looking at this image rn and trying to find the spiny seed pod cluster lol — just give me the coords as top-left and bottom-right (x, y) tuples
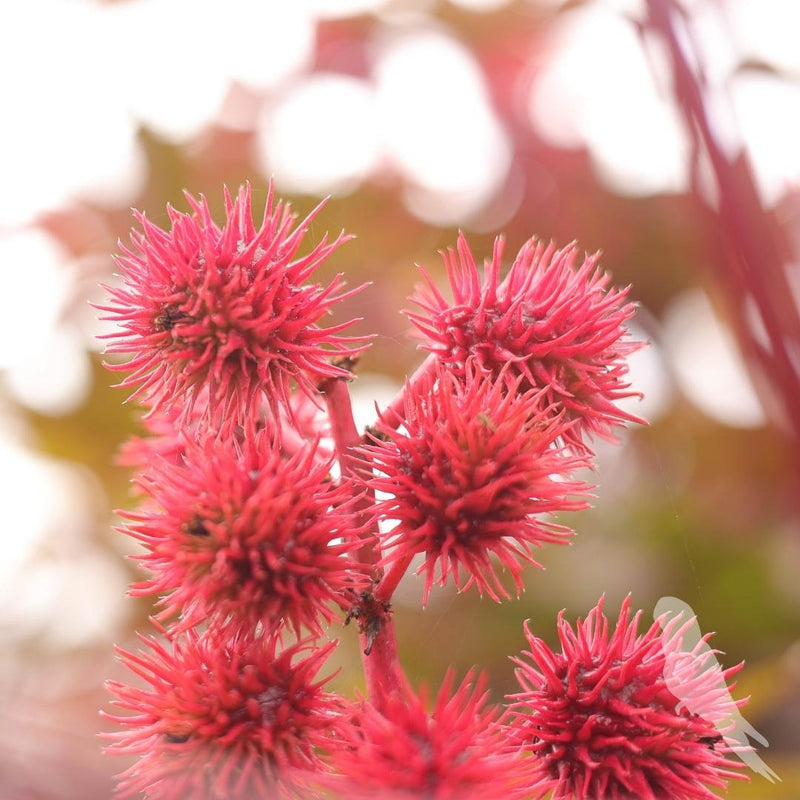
(100, 183), (751, 799)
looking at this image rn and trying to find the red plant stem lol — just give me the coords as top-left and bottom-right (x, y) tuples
(383, 353), (438, 423)
(277, 421), (313, 458)
(645, 0), (800, 460)
(322, 377), (362, 480)
(358, 614), (404, 702)
(375, 552), (414, 603)
(322, 377), (380, 567)
(322, 376), (405, 705)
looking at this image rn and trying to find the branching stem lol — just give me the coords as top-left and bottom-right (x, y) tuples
(322, 376), (405, 705)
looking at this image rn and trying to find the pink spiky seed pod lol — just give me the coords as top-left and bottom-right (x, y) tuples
(506, 596), (746, 800)
(122, 427), (368, 637)
(98, 182), (369, 431)
(116, 389), (333, 477)
(361, 360), (590, 604)
(407, 232), (645, 449)
(326, 669), (533, 800)
(103, 626), (342, 800)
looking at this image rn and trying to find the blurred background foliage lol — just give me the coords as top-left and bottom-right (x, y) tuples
(0, 0), (798, 797)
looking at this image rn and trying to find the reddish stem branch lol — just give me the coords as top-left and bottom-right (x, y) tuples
(383, 353), (438, 424)
(277, 420), (315, 459)
(358, 616), (405, 702)
(322, 376), (406, 706)
(645, 0), (800, 461)
(374, 552), (414, 603)
(322, 377), (380, 569)
(322, 377), (361, 476)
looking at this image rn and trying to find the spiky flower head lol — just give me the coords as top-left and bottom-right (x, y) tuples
(104, 627), (341, 800)
(327, 669), (531, 800)
(116, 389), (332, 477)
(506, 596), (745, 800)
(98, 182), (368, 430)
(361, 360), (590, 604)
(123, 427), (367, 637)
(407, 233), (643, 448)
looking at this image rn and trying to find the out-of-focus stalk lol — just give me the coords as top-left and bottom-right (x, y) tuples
(644, 0), (800, 464)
